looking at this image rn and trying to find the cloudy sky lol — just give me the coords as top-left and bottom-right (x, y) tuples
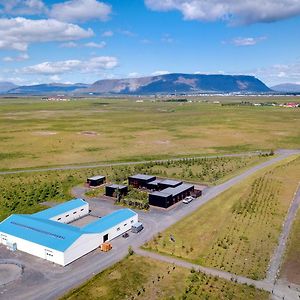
(0, 0), (299, 86)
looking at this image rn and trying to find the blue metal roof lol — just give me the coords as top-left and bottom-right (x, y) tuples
(0, 202), (137, 252)
(0, 214), (82, 252)
(32, 198), (87, 220)
(82, 209), (137, 233)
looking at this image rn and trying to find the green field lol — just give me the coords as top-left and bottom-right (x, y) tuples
(0, 97), (299, 170)
(280, 208), (300, 285)
(144, 156), (300, 279)
(61, 255), (268, 300)
(0, 155), (265, 220)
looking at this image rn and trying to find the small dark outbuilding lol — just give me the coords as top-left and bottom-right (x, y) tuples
(87, 175), (106, 187)
(128, 174), (156, 189)
(105, 184), (128, 197)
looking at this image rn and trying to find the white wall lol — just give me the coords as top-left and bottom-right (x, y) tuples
(0, 232), (64, 266)
(50, 203), (89, 224)
(64, 213), (138, 266)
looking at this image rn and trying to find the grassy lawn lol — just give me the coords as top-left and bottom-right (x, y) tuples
(144, 156), (300, 280)
(0, 155), (266, 220)
(280, 208), (300, 285)
(61, 255), (268, 300)
(0, 97), (299, 170)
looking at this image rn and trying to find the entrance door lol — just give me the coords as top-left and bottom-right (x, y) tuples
(103, 234), (109, 243)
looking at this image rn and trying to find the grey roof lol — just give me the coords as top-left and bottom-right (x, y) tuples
(107, 184), (127, 189)
(129, 174), (156, 181)
(147, 179), (163, 185)
(88, 175), (105, 181)
(162, 183), (194, 197)
(149, 191), (173, 198)
(132, 221), (143, 228)
(159, 179), (182, 186)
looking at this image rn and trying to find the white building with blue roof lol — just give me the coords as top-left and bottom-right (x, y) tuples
(0, 199), (138, 266)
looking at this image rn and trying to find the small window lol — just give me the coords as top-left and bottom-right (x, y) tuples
(73, 211), (77, 214)
(124, 223), (127, 227)
(58, 218), (61, 221)
(81, 208), (84, 211)
(117, 227), (120, 231)
(66, 214), (69, 217)
(131, 220), (134, 223)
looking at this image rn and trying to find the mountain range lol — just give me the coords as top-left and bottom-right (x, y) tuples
(0, 73), (272, 95)
(271, 83), (300, 93)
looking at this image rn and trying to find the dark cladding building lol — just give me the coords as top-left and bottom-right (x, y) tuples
(149, 183), (194, 208)
(128, 174), (156, 189)
(87, 175), (106, 187)
(105, 184), (128, 198)
(147, 179), (183, 191)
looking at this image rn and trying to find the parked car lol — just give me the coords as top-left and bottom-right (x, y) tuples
(122, 232), (129, 238)
(183, 196), (194, 204)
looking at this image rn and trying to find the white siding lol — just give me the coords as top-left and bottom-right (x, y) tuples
(64, 214), (138, 266)
(0, 232), (64, 266)
(50, 203), (89, 224)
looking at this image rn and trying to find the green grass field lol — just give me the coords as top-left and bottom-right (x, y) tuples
(61, 255), (268, 300)
(0, 97), (299, 170)
(144, 156), (300, 280)
(280, 207), (300, 285)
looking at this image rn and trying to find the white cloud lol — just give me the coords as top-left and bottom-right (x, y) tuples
(60, 41), (78, 48)
(161, 34), (174, 43)
(145, 0), (300, 24)
(2, 53), (29, 62)
(49, 0), (111, 22)
(151, 70), (170, 76)
(253, 62), (300, 85)
(102, 30), (113, 37)
(49, 75), (61, 82)
(231, 36), (266, 46)
(128, 72), (140, 78)
(0, 17), (93, 51)
(85, 41), (106, 48)
(0, 0), (47, 15)
(119, 30), (136, 37)
(21, 56), (118, 75)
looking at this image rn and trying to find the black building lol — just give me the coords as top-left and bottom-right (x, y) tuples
(128, 174), (156, 189)
(105, 184), (128, 197)
(87, 175), (106, 187)
(149, 183), (194, 208)
(157, 179), (183, 190)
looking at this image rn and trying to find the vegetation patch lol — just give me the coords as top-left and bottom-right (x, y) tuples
(60, 255), (268, 300)
(144, 156), (300, 279)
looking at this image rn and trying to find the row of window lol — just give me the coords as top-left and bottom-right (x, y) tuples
(57, 208), (86, 221)
(116, 220), (135, 231)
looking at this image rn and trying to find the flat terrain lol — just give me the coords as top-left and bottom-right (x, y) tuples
(280, 199), (300, 285)
(0, 154), (266, 221)
(144, 155), (300, 280)
(61, 255), (269, 300)
(0, 97), (299, 169)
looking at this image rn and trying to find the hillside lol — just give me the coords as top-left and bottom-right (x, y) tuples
(271, 83), (300, 93)
(0, 82), (18, 93)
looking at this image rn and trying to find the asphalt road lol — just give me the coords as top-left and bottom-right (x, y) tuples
(0, 151), (269, 176)
(0, 149), (299, 300)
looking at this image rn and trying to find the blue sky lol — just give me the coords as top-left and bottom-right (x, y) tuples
(0, 0), (300, 86)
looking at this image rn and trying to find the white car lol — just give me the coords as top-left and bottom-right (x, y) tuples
(183, 196), (194, 204)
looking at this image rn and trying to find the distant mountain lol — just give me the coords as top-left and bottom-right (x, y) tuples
(7, 83), (89, 95)
(83, 73), (271, 95)
(271, 83), (300, 93)
(0, 82), (18, 93)
(3, 74), (271, 95)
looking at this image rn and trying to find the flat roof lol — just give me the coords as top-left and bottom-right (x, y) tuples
(82, 209), (137, 233)
(162, 183), (194, 197)
(32, 199), (87, 220)
(149, 191), (173, 198)
(88, 175), (105, 181)
(107, 184), (127, 189)
(129, 174), (156, 181)
(159, 179), (182, 186)
(147, 179), (163, 185)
